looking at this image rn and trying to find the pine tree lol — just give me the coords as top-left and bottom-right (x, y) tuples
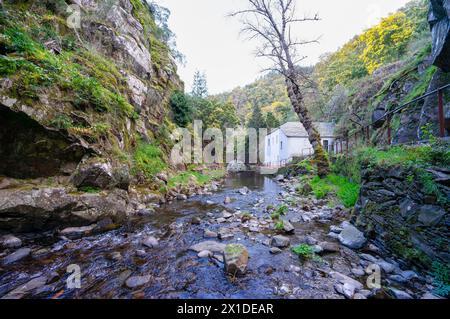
(265, 112), (280, 129)
(191, 71), (208, 98)
(247, 104), (266, 129)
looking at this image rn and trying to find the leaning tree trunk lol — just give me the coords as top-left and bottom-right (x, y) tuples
(285, 75), (330, 177)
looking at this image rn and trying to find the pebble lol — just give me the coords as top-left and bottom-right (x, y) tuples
(142, 236), (159, 248)
(0, 235), (22, 248)
(198, 250), (213, 258)
(125, 275), (152, 289)
(270, 247), (282, 254)
(2, 248), (31, 265)
(204, 230), (218, 238)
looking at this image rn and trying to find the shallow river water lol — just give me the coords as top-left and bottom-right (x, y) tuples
(0, 172), (386, 299)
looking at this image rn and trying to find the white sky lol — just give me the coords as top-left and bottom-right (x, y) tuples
(157, 0), (412, 94)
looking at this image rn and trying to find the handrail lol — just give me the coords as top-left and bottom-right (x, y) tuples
(334, 83), (450, 150)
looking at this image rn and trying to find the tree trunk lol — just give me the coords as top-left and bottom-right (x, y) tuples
(285, 75), (330, 177)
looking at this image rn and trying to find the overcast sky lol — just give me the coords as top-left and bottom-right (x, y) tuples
(157, 0), (412, 94)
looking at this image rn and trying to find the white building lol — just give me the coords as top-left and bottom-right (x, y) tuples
(264, 122), (336, 167)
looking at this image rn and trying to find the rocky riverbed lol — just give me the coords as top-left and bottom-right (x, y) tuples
(0, 172), (442, 299)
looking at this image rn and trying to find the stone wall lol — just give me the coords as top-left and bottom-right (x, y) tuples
(354, 164), (449, 272)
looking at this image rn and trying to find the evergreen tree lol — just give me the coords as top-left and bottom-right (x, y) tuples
(170, 90), (191, 127)
(191, 71), (208, 98)
(265, 112), (280, 129)
(247, 104), (266, 129)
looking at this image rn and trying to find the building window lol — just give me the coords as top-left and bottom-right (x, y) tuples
(323, 140), (329, 152)
(280, 141), (283, 150)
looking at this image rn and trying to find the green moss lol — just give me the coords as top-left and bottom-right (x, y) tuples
(133, 142), (167, 179)
(79, 186), (101, 193)
(403, 66), (437, 103)
(274, 220), (284, 231)
(167, 168), (225, 189)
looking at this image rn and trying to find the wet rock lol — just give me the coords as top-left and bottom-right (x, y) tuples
(222, 211), (233, 219)
(206, 200), (215, 205)
(270, 247), (282, 254)
(421, 292), (443, 299)
(275, 175), (285, 182)
(224, 196), (232, 204)
(71, 160), (119, 190)
(351, 268), (366, 277)
(218, 228), (234, 240)
(142, 236), (159, 248)
(281, 220), (295, 233)
(339, 282), (356, 299)
(135, 249), (146, 257)
(198, 250), (213, 258)
(109, 251), (123, 261)
(125, 275), (152, 289)
(177, 194), (188, 201)
(238, 187), (250, 195)
(216, 217), (226, 223)
(338, 224), (366, 249)
(378, 260), (396, 274)
(329, 271), (364, 291)
(353, 293), (367, 299)
(59, 224), (96, 240)
(329, 225), (343, 234)
(318, 242), (340, 253)
(388, 287), (413, 299)
(224, 244), (249, 276)
(2, 248), (31, 265)
(0, 234), (22, 248)
(0, 187), (128, 232)
(271, 235), (290, 248)
(359, 253), (378, 263)
(1, 276), (47, 299)
(190, 216), (201, 225)
(189, 241), (226, 253)
(204, 229), (218, 238)
(417, 205), (446, 226)
(227, 161), (247, 172)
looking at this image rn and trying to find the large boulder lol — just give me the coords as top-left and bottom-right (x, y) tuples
(223, 244), (249, 276)
(429, 0), (450, 72)
(71, 160), (130, 190)
(0, 187), (129, 232)
(338, 224), (366, 249)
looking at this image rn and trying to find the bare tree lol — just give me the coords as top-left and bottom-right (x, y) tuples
(231, 0), (330, 176)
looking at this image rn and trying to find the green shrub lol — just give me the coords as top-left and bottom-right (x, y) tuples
(274, 220), (284, 231)
(292, 244), (315, 260)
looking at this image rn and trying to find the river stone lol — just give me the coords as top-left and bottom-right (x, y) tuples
(1, 276), (48, 299)
(189, 241), (226, 253)
(142, 236), (159, 248)
(329, 271), (364, 291)
(125, 275), (152, 289)
(177, 194), (187, 201)
(282, 220), (295, 233)
(338, 224), (366, 249)
(204, 230), (218, 238)
(275, 175), (284, 182)
(0, 235), (22, 248)
(238, 187), (249, 195)
(198, 250), (213, 258)
(224, 196), (232, 204)
(271, 235), (290, 248)
(59, 224), (96, 240)
(318, 242), (340, 253)
(218, 228), (234, 240)
(223, 244), (249, 276)
(2, 248), (31, 265)
(378, 260), (396, 274)
(222, 211), (233, 219)
(388, 287), (413, 299)
(270, 247), (282, 254)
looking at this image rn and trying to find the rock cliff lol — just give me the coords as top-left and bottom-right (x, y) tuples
(0, 0), (182, 231)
